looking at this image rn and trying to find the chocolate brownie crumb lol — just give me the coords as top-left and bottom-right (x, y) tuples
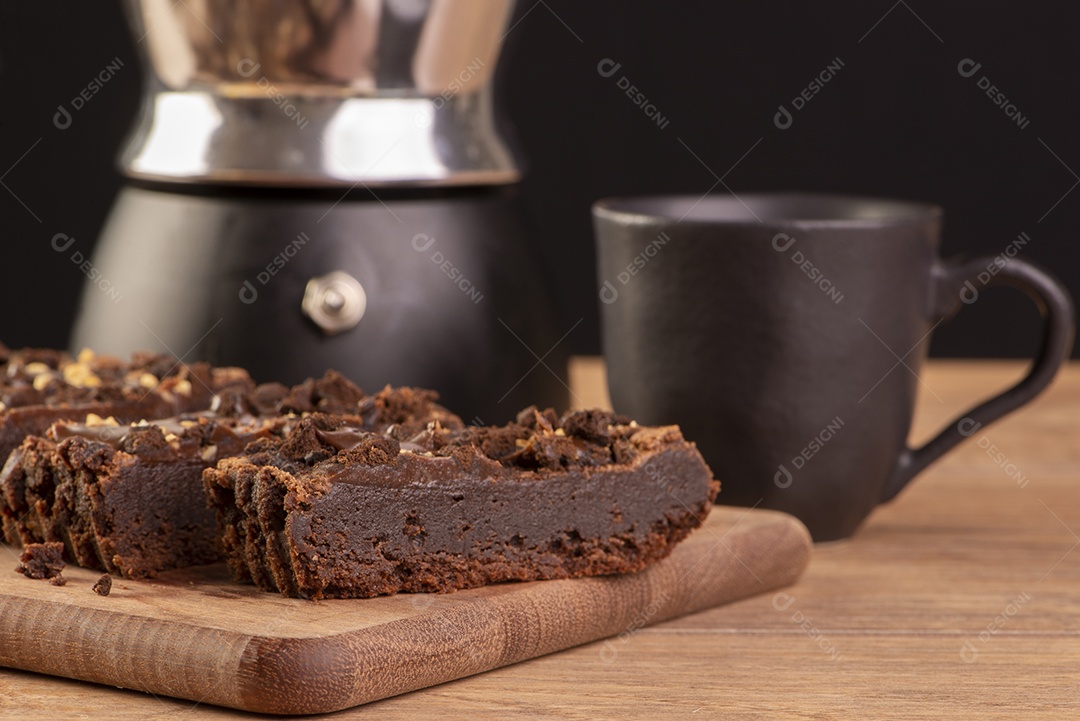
(49, 574), (67, 586)
(275, 370), (367, 416)
(336, 434), (399, 466)
(515, 405), (558, 431)
(278, 378), (318, 414)
(276, 416), (330, 462)
(92, 574), (112, 596)
(455, 425), (530, 462)
(401, 422), (454, 453)
(359, 386), (464, 438)
(15, 542), (65, 579)
(559, 409), (631, 444)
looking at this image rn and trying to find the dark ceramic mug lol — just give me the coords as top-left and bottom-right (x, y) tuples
(594, 193), (1074, 541)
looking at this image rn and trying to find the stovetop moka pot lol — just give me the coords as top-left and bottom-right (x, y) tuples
(73, 0), (567, 422)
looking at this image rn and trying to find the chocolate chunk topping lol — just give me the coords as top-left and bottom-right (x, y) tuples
(336, 434), (400, 466)
(515, 405), (558, 431)
(237, 401), (647, 476)
(277, 417), (331, 460)
(314, 426), (369, 452)
(558, 409), (631, 444)
(277, 371), (365, 415)
(246, 383), (291, 416)
(454, 425), (530, 462)
(359, 386), (464, 438)
(119, 426), (173, 455)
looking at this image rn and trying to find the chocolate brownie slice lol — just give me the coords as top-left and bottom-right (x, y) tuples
(0, 345), (252, 470)
(2, 414), (281, 578)
(0, 346), (251, 546)
(0, 375), (463, 578)
(203, 408), (719, 599)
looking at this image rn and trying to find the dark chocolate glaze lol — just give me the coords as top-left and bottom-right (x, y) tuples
(313, 427), (368, 452)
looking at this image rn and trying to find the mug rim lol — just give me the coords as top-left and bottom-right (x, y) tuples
(593, 192), (943, 228)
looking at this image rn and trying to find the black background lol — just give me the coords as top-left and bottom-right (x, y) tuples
(1, 1), (1078, 358)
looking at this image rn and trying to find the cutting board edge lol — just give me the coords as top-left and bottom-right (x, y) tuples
(0, 508), (812, 715)
(0, 593), (252, 710)
(234, 510), (813, 715)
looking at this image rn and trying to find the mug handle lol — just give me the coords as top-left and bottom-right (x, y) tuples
(881, 255), (1075, 501)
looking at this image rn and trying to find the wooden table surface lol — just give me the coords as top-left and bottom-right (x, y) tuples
(2, 359), (1078, 720)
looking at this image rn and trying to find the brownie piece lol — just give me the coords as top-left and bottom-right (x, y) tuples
(14, 541), (65, 579)
(0, 346), (252, 473)
(203, 408), (719, 600)
(2, 414), (282, 578)
(0, 374), (463, 578)
(0, 347), (251, 547)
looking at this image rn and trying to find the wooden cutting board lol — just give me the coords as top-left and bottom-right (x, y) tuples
(0, 506), (809, 715)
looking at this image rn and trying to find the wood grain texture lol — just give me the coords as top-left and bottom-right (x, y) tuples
(2, 359), (1078, 719)
(0, 507), (809, 715)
